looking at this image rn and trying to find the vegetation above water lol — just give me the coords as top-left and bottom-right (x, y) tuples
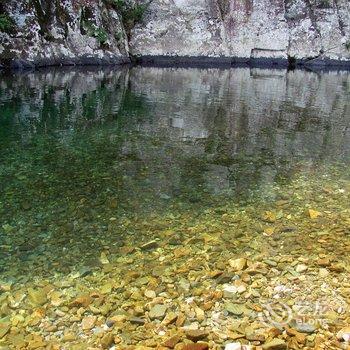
(78, 0), (150, 46)
(0, 14), (13, 33)
(81, 20), (109, 46)
(0, 0), (14, 34)
(108, 0), (150, 35)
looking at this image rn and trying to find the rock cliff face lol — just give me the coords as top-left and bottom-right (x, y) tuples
(130, 0), (350, 65)
(0, 0), (349, 68)
(0, 0), (130, 68)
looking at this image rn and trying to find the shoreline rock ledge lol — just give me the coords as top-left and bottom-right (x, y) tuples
(0, 0), (350, 69)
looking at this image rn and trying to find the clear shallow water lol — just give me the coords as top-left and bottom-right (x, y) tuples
(0, 67), (349, 349)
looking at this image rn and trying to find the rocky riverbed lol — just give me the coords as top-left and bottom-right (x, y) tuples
(0, 164), (349, 350)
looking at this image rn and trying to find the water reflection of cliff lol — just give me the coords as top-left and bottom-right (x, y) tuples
(0, 67), (130, 138)
(128, 67), (350, 161)
(127, 67), (350, 198)
(2, 67), (349, 157)
(1, 66), (349, 200)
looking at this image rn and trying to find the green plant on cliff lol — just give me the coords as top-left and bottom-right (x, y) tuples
(0, 14), (14, 33)
(92, 27), (109, 45)
(318, 0), (332, 8)
(345, 40), (350, 51)
(217, 0), (230, 20)
(82, 20), (109, 45)
(108, 0), (149, 35)
(31, 0), (49, 34)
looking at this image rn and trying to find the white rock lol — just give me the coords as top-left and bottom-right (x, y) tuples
(223, 284), (238, 298)
(337, 327), (350, 342)
(236, 284), (247, 294)
(319, 268), (329, 278)
(144, 290), (156, 299)
(225, 343), (242, 350)
(296, 264), (308, 273)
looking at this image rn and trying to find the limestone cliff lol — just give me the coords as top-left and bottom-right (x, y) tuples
(130, 0), (350, 66)
(0, 0), (130, 68)
(0, 0), (349, 68)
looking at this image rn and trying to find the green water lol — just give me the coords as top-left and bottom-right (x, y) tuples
(0, 67), (349, 349)
(0, 66), (349, 276)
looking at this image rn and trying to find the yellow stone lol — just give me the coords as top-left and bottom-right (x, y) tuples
(0, 283), (11, 292)
(110, 314), (127, 322)
(0, 322), (10, 339)
(28, 316), (41, 327)
(27, 335), (46, 349)
(28, 288), (47, 306)
(262, 211), (276, 223)
(195, 307), (205, 322)
(308, 209), (321, 219)
(6, 333), (26, 348)
(229, 258), (247, 271)
(99, 252), (110, 264)
(201, 233), (219, 244)
(100, 332), (114, 349)
(173, 247), (191, 258)
(81, 315), (96, 330)
(11, 315), (24, 327)
(32, 308), (45, 318)
(263, 227), (275, 236)
(69, 295), (92, 308)
(319, 268), (329, 278)
(50, 291), (63, 306)
(162, 311), (178, 325)
(100, 283), (112, 294)
(63, 332), (77, 342)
